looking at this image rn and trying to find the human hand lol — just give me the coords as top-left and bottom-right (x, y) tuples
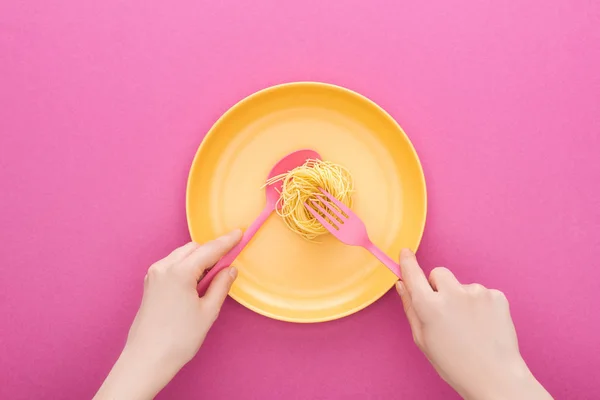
(396, 250), (552, 400)
(94, 230), (242, 400)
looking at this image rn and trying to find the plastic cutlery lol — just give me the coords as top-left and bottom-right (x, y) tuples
(305, 188), (401, 279)
(197, 149), (321, 295)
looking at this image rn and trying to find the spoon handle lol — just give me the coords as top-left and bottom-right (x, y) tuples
(197, 205), (273, 295)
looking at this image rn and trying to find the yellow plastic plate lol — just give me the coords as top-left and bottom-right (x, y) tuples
(186, 82), (426, 322)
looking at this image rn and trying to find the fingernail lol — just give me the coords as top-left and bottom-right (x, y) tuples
(400, 248), (413, 259)
(229, 266), (238, 279)
(219, 230), (241, 242)
(396, 281), (405, 296)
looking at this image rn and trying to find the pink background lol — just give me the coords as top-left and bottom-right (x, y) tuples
(1, 1), (599, 399)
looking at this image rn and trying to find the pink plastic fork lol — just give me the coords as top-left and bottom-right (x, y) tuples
(305, 188), (401, 279)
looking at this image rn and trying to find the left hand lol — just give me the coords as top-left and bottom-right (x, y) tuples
(95, 230), (242, 400)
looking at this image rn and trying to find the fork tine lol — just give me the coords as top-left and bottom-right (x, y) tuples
(305, 202), (339, 231)
(310, 199), (346, 223)
(318, 188), (351, 215)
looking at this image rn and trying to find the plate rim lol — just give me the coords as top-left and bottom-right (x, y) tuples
(186, 81), (428, 323)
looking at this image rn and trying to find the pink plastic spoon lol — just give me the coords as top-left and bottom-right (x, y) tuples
(197, 149), (322, 295)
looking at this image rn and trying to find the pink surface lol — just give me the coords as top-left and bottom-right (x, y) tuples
(1, 0), (599, 398)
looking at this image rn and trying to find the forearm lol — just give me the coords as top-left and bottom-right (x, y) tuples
(94, 345), (177, 400)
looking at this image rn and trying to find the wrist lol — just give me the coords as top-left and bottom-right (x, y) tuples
(121, 342), (182, 389)
(465, 360), (551, 400)
(94, 344), (180, 400)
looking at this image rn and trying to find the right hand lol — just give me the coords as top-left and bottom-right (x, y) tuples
(397, 249), (552, 400)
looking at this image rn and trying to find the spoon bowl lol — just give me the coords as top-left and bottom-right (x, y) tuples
(197, 149), (321, 294)
(265, 149), (322, 208)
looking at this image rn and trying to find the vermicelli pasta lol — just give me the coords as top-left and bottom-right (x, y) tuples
(265, 159), (354, 241)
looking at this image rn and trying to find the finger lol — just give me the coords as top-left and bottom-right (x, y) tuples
(201, 266), (238, 315)
(428, 267), (461, 292)
(179, 230), (242, 280)
(399, 249), (432, 298)
(396, 281), (421, 330)
(163, 242), (201, 264)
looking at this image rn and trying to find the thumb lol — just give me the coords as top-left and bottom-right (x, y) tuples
(396, 281), (421, 334)
(201, 266), (238, 316)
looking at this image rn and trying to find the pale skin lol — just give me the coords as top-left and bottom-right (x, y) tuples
(94, 231), (552, 400)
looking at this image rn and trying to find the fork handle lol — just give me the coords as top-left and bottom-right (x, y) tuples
(365, 242), (402, 279)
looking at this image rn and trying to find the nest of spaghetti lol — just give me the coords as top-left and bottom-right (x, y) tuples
(266, 159), (354, 241)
